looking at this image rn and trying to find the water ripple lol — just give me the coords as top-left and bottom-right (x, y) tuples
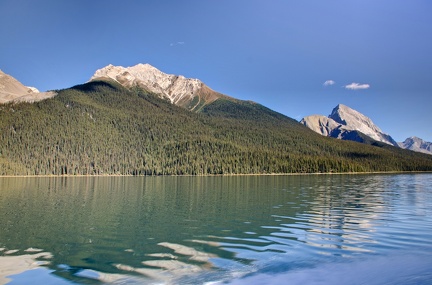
(1, 174), (432, 284)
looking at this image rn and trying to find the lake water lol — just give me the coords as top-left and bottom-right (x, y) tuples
(0, 174), (431, 284)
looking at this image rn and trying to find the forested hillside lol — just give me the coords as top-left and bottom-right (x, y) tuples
(1, 80), (431, 176)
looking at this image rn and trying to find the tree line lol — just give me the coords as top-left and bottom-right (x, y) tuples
(0, 80), (431, 176)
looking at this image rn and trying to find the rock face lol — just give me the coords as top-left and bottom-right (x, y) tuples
(300, 114), (367, 142)
(329, 104), (399, 146)
(300, 115), (341, 137)
(0, 70), (55, 104)
(399, 137), (432, 155)
(90, 63), (225, 111)
(300, 104), (399, 147)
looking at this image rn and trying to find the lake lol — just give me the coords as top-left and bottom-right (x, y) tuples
(1, 174), (431, 284)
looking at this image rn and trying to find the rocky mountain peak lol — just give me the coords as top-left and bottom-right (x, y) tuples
(90, 63), (223, 111)
(399, 136), (432, 155)
(327, 103), (399, 145)
(301, 104), (399, 147)
(330, 104), (383, 132)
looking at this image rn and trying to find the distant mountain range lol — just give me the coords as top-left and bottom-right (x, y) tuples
(300, 104), (432, 155)
(1, 64), (432, 175)
(399, 137), (432, 155)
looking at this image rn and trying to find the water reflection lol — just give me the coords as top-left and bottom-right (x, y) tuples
(0, 174), (431, 284)
(0, 250), (52, 284)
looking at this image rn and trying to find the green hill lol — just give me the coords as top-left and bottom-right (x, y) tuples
(0, 80), (431, 176)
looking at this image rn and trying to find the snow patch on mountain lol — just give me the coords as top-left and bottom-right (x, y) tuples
(26, 86), (40, 93)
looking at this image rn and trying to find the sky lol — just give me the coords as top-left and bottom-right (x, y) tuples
(1, 0), (431, 142)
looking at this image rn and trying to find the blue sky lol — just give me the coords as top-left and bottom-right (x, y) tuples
(1, 0), (431, 142)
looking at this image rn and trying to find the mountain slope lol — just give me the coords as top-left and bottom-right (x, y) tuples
(90, 64), (226, 111)
(399, 137), (432, 155)
(0, 70), (56, 104)
(1, 80), (431, 176)
(301, 104), (399, 146)
(300, 115), (342, 137)
(329, 104), (399, 146)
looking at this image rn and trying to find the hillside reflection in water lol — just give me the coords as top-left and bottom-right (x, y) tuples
(0, 174), (431, 284)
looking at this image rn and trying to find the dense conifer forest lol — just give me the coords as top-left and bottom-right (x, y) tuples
(1, 80), (431, 176)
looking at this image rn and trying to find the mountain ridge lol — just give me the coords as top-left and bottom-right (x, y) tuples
(399, 137), (432, 155)
(90, 63), (226, 111)
(329, 104), (399, 146)
(301, 104), (431, 155)
(0, 78), (431, 175)
(0, 65), (431, 175)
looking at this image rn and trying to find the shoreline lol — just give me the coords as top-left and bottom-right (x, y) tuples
(0, 171), (431, 178)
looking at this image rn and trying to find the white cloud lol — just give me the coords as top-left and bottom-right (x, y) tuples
(323, 80), (335, 86)
(345, 82), (370, 90)
(170, 41), (185, 47)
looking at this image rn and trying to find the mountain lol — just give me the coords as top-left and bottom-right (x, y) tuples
(0, 70), (56, 104)
(300, 115), (374, 144)
(90, 64), (226, 111)
(1, 66), (432, 175)
(300, 104), (399, 147)
(329, 104), (399, 146)
(399, 137), (432, 155)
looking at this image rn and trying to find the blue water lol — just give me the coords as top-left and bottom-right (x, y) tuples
(0, 174), (431, 284)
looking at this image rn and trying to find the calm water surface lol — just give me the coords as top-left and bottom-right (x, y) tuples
(0, 174), (431, 284)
